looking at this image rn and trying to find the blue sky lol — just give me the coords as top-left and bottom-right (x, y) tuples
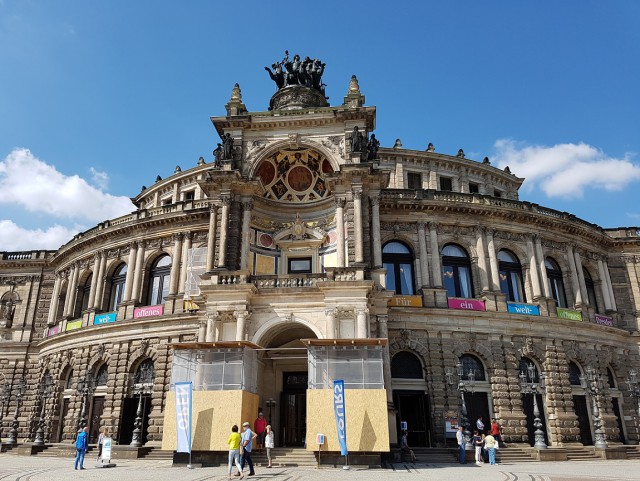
(1, 1), (639, 250)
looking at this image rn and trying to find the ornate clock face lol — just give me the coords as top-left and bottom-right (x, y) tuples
(255, 147), (333, 202)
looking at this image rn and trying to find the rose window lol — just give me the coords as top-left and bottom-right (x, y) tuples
(255, 148), (334, 202)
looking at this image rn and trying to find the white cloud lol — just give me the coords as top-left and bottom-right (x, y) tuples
(89, 167), (109, 190)
(492, 139), (640, 198)
(0, 220), (80, 251)
(0, 148), (133, 221)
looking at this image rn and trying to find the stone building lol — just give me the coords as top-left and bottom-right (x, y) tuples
(1, 57), (640, 458)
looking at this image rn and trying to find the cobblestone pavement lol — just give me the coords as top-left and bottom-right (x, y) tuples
(1, 456), (639, 481)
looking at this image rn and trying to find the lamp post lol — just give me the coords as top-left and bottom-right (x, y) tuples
(33, 374), (54, 446)
(519, 362), (547, 449)
(0, 383), (10, 444)
(581, 366), (608, 449)
(446, 360), (475, 449)
(266, 398), (276, 425)
(626, 369), (640, 444)
(76, 373), (96, 431)
(7, 377), (27, 445)
(130, 363), (154, 447)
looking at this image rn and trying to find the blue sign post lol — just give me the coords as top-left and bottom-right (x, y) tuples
(333, 379), (348, 469)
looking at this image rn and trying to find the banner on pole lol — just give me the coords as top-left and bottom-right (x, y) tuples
(333, 379), (348, 456)
(175, 382), (193, 453)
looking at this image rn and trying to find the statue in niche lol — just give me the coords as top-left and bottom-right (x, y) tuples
(222, 133), (234, 161)
(366, 134), (380, 160)
(350, 126), (364, 153)
(0, 296), (15, 328)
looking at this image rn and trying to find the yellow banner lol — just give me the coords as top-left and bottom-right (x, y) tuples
(388, 295), (423, 307)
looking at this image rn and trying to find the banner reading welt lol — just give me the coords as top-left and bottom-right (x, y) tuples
(134, 305), (164, 319)
(507, 303), (540, 316)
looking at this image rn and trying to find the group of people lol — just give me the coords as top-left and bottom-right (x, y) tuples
(227, 411), (275, 479)
(73, 426), (109, 470)
(456, 417), (502, 466)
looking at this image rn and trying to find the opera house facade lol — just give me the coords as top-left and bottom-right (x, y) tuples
(1, 57), (640, 461)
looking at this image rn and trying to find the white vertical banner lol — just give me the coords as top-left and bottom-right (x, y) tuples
(175, 381), (193, 453)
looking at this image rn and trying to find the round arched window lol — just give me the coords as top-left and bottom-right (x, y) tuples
(443, 244), (473, 298)
(147, 256), (172, 306)
(383, 241), (415, 295)
(391, 351), (423, 379)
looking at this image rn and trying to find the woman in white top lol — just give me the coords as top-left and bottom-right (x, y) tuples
(264, 425), (274, 468)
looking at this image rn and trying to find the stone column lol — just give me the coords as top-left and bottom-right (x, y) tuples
(475, 227), (490, 292)
(573, 250), (588, 306)
(377, 315), (392, 390)
(93, 251), (107, 310)
(206, 204), (218, 272)
(417, 222), (431, 288)
(336, 198), (346, 267)
(123, 243), (138, 302)
(486, 229), (500, 291)
(63, 264), (79, 317)
(428, 222), (443, 287)
(526, 236), (542, 298)
(87, 254), (100, 309)
(131, 241), (145, 303)
(597, 258), (613, 311)
(356, 308), (368, 339)
(353, 190), (364, 263)
(370, 195), (382, 268)
(179, 232), (192, 294)
(603, 259), (617, 310)
(218, 195), (232, 268)
(205, 312), (217, 342)
(235, 310), (248, 341)
(566, 244), (583, 306)
(169, 234), (182, 296)
(240, 200), (253, 270)
(325, 308), (337, 339)
(48, 275), (62, 324)
(535, 236), (551, 297)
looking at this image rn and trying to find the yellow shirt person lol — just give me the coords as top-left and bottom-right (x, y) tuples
(228, 432), (241, 450)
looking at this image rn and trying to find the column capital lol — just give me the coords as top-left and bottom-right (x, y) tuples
(474, 225), (486, 236)
(335, 197), (346, 208)
(172, 233), (183, 243)
(221, 194), (233, 206)
(369, 195), (380, 207)
(417, 221), (427, 232)
(325, 308), (336, 317)
(356, 307), (369, 316)
(209, 203), (218, 214)
(376, 314), (389, 323)
(234, 310), (250, 320)
(353, 190), (363, 201)
(427, 221), (438, 231)
(242, 199), (254, 210)
(206, 311), (218, 321)
(184, 231), (193, 241)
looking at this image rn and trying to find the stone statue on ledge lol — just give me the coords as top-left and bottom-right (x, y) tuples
(351, 126), (364, 153)
(265, 51), (328, 99)
(366, 134), (380, 160)
(222, 133), (234, 161)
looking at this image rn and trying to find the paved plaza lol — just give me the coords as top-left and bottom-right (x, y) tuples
(1, 455), (640, 481)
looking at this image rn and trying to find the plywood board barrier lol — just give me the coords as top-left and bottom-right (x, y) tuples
(162, 390), (259, 451)
(305, 389), (389, 452)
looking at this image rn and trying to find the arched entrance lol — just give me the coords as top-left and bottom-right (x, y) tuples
(256, 321), (317, 447)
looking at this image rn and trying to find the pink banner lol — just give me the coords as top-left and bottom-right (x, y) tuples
(448, 298), (486, 311)
(133, 305), (164, 319)
(594, 314), (614, 327)
(47, 325), (61, 336)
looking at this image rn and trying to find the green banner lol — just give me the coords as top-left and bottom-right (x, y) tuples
(557, 308), (583, 321)
(65, 319), (83, 331)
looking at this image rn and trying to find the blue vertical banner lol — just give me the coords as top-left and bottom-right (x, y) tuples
(175, 382), (193, 453)
(333, 379), (348, 456)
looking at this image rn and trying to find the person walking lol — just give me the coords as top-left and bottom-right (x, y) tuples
(484, 432), (497, 465)
(456, 426), (466, 464)
(74, 427), (89, 470)
(240, 421), (256, 476)
(472, 430), (483, 466)
(227, 425), (244, 480)
(264, 425), (274, 468)
(96, 427), (107, 461)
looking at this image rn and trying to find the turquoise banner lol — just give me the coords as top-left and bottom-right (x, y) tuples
(94, 312), (117, 325)
(507, 303), (540, 316)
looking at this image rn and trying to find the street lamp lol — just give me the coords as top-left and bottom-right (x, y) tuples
(519, 362), (547, 449)
(266, 398), (276, 425)
(0, 383), (10, 444)
(580, 366), (608, 449)
(130, 362), (154, 447)
(625, 369), (640, 444)
(446, 360), (475, 449)
(34, 374), (54, 446)
(76, 373), (96, 431)
(7, 377), (27, 445)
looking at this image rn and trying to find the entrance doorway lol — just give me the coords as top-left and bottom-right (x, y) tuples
(118, 395), (151, 445)
(463, 392), (491, 433)
(573, 395), (593, 445)
(612, 397), (626, 443)
(89, 396), (105, 443)
(57, 397), (70, 442)
(281, 372), (307, 447)
(393, 390), (431, 447)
